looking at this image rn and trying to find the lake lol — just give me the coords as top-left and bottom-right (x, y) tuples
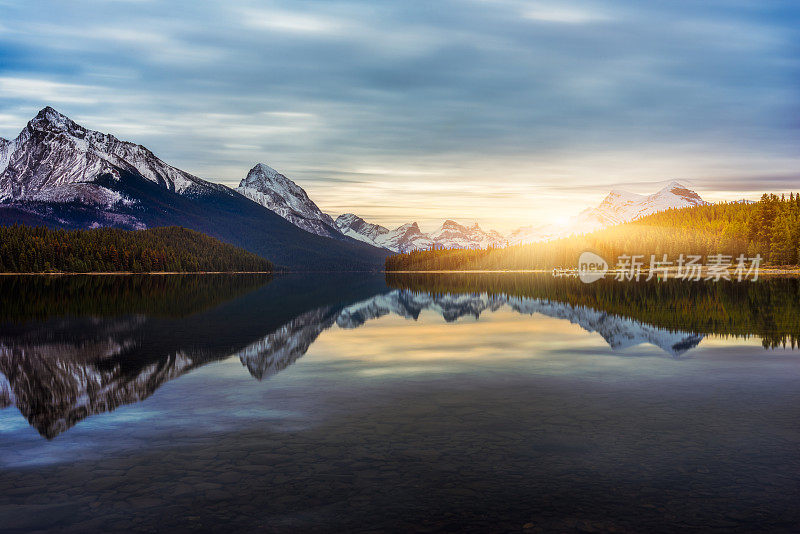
(1, 273), (799, 533)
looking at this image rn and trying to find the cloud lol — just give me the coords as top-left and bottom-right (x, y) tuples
(523, 4), (609, 24)
(0, 77), (105, 105)
(0, 0), (798, 228)
(242, 9), (348, 35)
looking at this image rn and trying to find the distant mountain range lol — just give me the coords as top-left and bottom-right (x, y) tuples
(0, 106), (713, 262)
(0, 107), (387, 270)
(335, 215), (506, 253)
(333, 181), (708, 251)
(235, 164), (710, 251)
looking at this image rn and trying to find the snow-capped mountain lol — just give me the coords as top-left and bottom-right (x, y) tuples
(509, 181), (709, 245)
(336, 214), (434, 252)
(336, 213), (391, 244)
(581, 180), (707, 228)
(0, 107), (226, 207)
(429, 220), (506, 249)
(0, 107), (389, 270)
(237, 163), (341, 239)
(335, 214), (504, 252)
(380, 222), (436, 252)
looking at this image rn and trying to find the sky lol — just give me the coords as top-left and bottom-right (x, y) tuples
(0, 0), (798, 232)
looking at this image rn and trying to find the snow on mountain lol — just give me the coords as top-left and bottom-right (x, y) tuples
(0, 107), (227, 207)
(335, 215), (434, 252)
(335, 213), (390, 245)
(380, 222), (436, 253)
(0, 137), (13, 176)
(429, 220), (506, 249)
(335, 214), (504, 253)
(509, 181), (709, 245)
(583, 180), (707, 227)
(236, 163), (342, 238)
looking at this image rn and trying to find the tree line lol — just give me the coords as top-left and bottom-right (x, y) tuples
(385, 193), (800, 271)
(0, 225), (272, 273)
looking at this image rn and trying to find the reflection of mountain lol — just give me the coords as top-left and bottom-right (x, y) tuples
(338, 291), (703, 357)
(238, 307), (340, 380)
(506, 297), (704, 356)
(4, 274), (766, 439)
(0, 274), (388, 438)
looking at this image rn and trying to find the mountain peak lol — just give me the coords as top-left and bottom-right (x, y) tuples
(30, 106), (79, 133)
(253, 162), (280, 176)
(439, 219), (466, 231)
(237, 163), (338, 238)
(336, 213), (363, 225)
(241, 163), (286, 188)
(660, 180), (690, 191)
(655, 180), (703, 202)
(603, 188), (642, 202)
(397, 222), (421, 232)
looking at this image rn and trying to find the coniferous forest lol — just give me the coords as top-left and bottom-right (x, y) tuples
(0, 225), (272, 273)
(386, 194), (800, 271)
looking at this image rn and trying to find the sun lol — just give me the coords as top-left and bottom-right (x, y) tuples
(553, 214), (572, 228)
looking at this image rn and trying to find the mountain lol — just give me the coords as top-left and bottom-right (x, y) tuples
(335, 214), (504, 252)
(509, 181), (709, 245)
(429, 220), (506, 249)
(580, 180), (707, 228)
(0, 107), (389, 270)
(336, 214), (434, 252)
(0, 107), (225, 205)
(335, 213), (391, 244)
(236, 163), (343, 239)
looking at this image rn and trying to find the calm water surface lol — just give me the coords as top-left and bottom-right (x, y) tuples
(1, 274), (799, 533)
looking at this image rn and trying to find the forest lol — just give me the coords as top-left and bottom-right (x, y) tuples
(0, 225), (272, 273)
(386, 193), (800, 271)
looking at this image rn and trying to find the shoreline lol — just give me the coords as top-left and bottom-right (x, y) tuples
(3, 268), (800, 276)
(0, 271), (275, 276)
(387, 268), (800, 275)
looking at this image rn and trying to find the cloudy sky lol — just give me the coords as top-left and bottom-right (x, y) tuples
(1, 0), (798, 231)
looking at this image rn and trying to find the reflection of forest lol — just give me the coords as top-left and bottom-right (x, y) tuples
(0, 274), (273, 321)
(386, 273), (800, 349)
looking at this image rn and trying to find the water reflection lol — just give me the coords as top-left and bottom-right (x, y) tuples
(2, 274), (800, 533)
(1, 273), (798, 439)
